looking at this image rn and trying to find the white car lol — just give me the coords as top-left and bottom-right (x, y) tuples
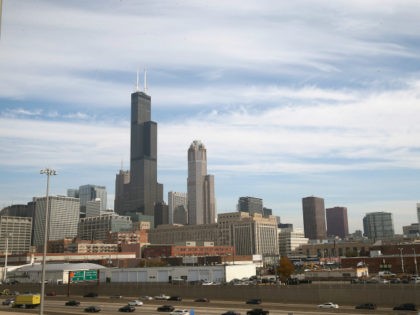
(128, 300), (143, 306)
(154, 294), (170, 300)
(318, 302), (339, 309)
(170, 310), (189, 315)
(139, 296), (153, 300)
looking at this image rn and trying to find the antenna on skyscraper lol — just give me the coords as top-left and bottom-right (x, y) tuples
(121, 159), (124, 170)
(144, 68), (148, 93)
(135, 69), (140, 92)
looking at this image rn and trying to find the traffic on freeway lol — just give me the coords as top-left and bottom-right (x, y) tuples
(0, 296), (402, 315)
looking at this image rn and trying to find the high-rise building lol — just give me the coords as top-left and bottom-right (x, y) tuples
(417, 203), (420, 225)
(154, 201), (169, 228)
(168, 191), (187, 224)
(114, 86), (163, 217)
(302, 196), (326, 240)
(173, 205), (188, 225)
(363, 211), (395, 241)
(66, 189), (79, 198)
(326, 206), (349, 238)
(0, 216), (32, 255)
(78, 214), (132, 241)
(278, 227), (308, 257)
(237, 196), (263, 215)
(79, 184), (107, 216)
(148, 211), (278, 257)
(0, 203), (35, 218)
(218, 212), (279, 256)
(33, 196), (79, 249)
(86, 198), (104, 218)
(187, 140), (215, 225)
(263, 207), (272, 217)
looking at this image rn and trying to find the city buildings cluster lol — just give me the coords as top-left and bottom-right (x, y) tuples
(1, 85), (420, 276)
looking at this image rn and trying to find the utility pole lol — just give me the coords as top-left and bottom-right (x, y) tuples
(398, 248), (405, 273)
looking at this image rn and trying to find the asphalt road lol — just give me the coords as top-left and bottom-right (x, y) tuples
(0, 296), (405, 315)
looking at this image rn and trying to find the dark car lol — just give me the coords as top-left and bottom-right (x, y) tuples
(194, 298), (209, 302)
(168, 296), (182, 301)
(65, 300), (81, 306)
(355, 303), (376, 310)
(46, 291), (56, 296)
(390, 278), (401, 284)
(246, 308), (269, 315)
(2, 298), (14, 306)
(222, 311), (241, 315)
(393, 303), (417, 311)
(84, 306), (101, 313)
(157, 305), (175, 312)
(119, 305), (136, 312)
(246, 299), (262, 305)
(84, 292), (98, 298)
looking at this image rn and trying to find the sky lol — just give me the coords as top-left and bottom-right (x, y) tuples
(1, 0), (420, 234)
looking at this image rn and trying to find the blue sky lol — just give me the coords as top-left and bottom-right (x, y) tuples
(1, 0), (420, 233)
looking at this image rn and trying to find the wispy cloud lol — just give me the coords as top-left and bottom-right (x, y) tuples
(1, 0), (420, 231)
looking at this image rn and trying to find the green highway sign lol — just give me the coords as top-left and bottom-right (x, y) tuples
(85, 270), (98, 281)
(70, 270), (98, 282)
(70, 271), (85, 282)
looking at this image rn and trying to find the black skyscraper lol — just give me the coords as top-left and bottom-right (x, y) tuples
(115, 88), (163, 217)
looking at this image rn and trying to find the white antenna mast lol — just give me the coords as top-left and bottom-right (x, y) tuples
(144, 68), (148, 93)
(136, 69), (140, 92)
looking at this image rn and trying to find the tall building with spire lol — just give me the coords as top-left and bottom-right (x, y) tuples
(187, 140), (215, 225)
(114, 75), (163, 218)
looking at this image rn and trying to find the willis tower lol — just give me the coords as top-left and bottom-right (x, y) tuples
(115, 74), (163, 217)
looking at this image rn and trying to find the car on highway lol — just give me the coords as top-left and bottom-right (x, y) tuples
(155, 294), (170, 300)
(2, 298), (14, 305)
(84, 305), (101, 313)
(168, 296), (182, 301)
(221, 311), (241, 315)
(170, 309), (189, 315)
(246, 308), (269, 315)
(246, 299), (261, 305)
(157, 305), (175, 312)
(201, 281), (214, 285)
(318, 302), (339, 309)
(128, 300), (143, 306)
(390, 278), (401, 284)
(83, 292), (98, 298)
(118, 305), (136, 312)
(194, 297), (209, 302)
(65, 300), (81, 306)
(110, 295), (123, 299)
(393, 303), (417, 311)
(139, 296), (153, 300)
(355, 303), (376, 310)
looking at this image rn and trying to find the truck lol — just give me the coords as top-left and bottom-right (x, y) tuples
(13, 294), (41, 308)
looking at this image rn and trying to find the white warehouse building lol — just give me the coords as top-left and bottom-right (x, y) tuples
(100, 264), (256, 284)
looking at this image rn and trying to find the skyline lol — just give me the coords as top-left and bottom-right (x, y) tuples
(1, 1), (420, 233)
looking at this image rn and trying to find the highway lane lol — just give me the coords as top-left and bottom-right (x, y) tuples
(0, 298), (397, 315)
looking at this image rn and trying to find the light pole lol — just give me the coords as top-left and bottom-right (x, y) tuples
(3, 233), (12, 283)
(398, 248), (405, 273)
(39, 168), (56, 315)
(413, 248), (418, 276)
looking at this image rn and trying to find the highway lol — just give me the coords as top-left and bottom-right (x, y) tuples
(0, 296), (402, 315)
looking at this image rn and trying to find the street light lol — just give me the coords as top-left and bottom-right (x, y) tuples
(398, 248), (405, 273)
(3, 233), (12, 283)
(39, 168), (56, 315)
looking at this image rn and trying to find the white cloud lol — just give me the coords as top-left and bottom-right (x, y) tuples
(1, 0), (420, 232)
